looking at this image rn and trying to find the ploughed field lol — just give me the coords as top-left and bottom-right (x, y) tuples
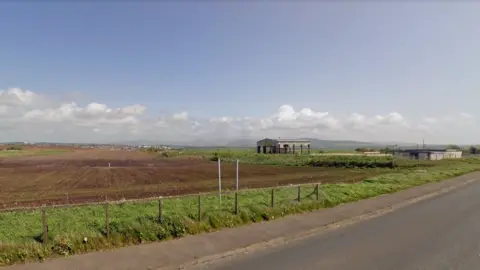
(0, 149), (382, 209)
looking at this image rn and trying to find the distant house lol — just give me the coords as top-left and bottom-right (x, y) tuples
(395, 148), (462, 160)
(256, 138), (311, 154)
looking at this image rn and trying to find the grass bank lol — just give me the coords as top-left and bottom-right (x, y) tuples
(1, 160), (480, 265)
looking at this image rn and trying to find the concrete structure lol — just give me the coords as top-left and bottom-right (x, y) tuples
(256, 138), (311, 154)
(395, 149), (463, 160)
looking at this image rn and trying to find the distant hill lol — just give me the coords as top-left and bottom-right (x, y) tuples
(224, 138), (413, 150)
(306, 138), (380, 149)
(2, 139), (472, 150)
(110, 138), (470, 150)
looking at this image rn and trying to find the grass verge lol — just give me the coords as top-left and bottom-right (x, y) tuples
(1, 161), (480, 265)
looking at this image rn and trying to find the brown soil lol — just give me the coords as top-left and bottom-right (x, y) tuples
(0, 149), (381, 209)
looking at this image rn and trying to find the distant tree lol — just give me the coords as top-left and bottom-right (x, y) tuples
(469, 146), (478, 154)
(210, 152), (219, 161)
(379, 148), (392, 154)
(355, 147), (375, 153)
(6, 145), (23, 151)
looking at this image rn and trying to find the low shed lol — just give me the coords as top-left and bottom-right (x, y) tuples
(395, 149), (462, 160)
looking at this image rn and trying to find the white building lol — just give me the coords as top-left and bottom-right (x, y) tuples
(256, 138), (311, 154)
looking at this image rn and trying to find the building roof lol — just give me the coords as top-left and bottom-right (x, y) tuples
(257, 138), (311, 143)
(256, 138), (311, 146)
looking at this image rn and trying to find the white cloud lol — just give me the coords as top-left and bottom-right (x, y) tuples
(423, 117), (438, 124)
(347, 112), (408, 130)
(0, 105), (8, 115)
(459, 112), (474, 119)
(373, 112), (408, 126)
(0, 88), (36, 106)
(172, 111), (188, 121)
(0, 87), (478, 144)
(416, 124), (431, 132)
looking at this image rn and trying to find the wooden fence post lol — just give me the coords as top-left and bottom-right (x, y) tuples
(105, 201), (110, 238)
(41, 205), (47, 244)
(198, 194), (202, 222)
(158, 198), (163, 223)
(316, 183), (320, 201)
(297, 186), (301, 202)
(234, 192), (239, 215)
(271, 188), (275, 208)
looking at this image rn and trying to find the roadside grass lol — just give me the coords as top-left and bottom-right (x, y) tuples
(1, 159), (480, 265)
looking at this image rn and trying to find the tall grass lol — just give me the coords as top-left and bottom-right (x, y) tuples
(1, 159), (480, 265)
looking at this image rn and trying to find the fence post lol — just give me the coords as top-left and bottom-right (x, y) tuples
(234, 192), (239, 215)
(41, 205), (47, 244)
(316, 183), (319, 201)
(297, 186), (301, 202)
(158, 198), (163, 223)
(271, 188), (275, 208)
(236, 159), (239, 191)
(198, 194), (202, 222)
(105, 201), (110, 238)
(218, 159), (222, 203)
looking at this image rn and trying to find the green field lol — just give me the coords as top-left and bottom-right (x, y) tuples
(151, 148), (396, 168)
(0, 149), (71, 158)
(152, 147), (458, 169)
(1, 156), (480, 265)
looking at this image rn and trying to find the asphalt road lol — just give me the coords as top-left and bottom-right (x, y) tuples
(205, 180), (480, 270)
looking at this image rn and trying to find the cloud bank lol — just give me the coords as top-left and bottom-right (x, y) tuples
(0, 88), (477, 144)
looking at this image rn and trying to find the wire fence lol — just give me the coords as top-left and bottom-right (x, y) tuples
(0, 182), (325, 245)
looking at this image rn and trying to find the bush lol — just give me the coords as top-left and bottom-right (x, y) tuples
(209, 152), (395, 168)
(307, 156), (395, 168)
(6, 146), (23, 151)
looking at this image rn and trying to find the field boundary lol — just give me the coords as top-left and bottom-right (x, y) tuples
(0, 181), (322, 213)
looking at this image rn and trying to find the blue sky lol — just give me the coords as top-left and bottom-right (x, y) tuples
(0, 2), (479, 144)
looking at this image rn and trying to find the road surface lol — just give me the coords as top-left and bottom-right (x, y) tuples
(204, 179), (480, 270)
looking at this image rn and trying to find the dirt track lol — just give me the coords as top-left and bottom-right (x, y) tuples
(0, 149), (381, 209)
